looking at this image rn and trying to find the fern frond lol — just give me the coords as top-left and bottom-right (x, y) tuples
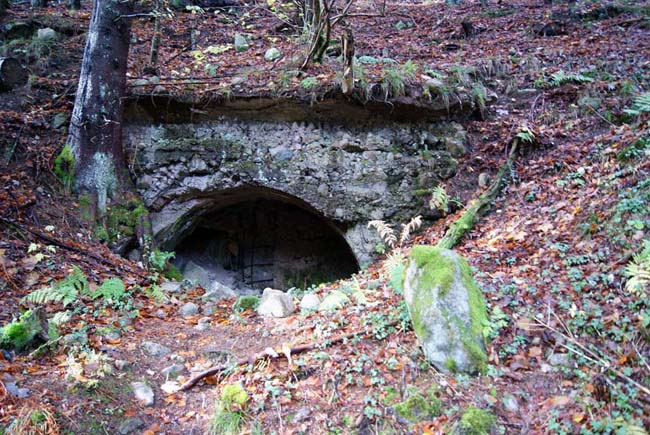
(624, 92), (650, 115)
(368, 220), (397, 248)
(429, 186), (449, 213)
(623, 240), (650, 296)
(145, 283), (167, 303)
(399, 215), (423, 245)
(90, 278), (125, 301)
(24, 287), (60, 305)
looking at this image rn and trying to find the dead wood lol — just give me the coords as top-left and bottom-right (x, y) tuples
(180, 320), (399, 391)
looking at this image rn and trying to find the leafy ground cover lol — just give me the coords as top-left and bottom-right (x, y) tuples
(1, 0), (649, 433)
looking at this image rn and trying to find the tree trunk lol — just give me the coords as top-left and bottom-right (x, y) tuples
(340, 28), (354, 95)
(67, 0), (134, 215)
(69, 0), (81, 10)
(30, 0), (47, 8)
(0, 0), (9, 16)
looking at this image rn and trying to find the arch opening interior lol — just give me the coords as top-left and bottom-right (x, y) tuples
(172, 191), (360, 293)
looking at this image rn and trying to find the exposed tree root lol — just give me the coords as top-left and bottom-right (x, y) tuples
(436, 141), (519, 250)
(180, 320), (399, 391)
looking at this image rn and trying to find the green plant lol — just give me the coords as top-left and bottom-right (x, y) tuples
(457, 406), (496, 435)
(233, 295), (260, 312)
(624, 240), (650, 296)
(429, 185), (450, 214)
(624, 92), (650, 116)
(148, 249), (175, 272)
(300, 76), (318, 90)
(24, 266), (88, 307)
(515, 126), (536, 144)
(90, 278), (125, 302)
(482, 305), (509, 340)
(380, 60), (418, 99)
(549, 70), (594, 87)
(54, 144), (74, 193)
(210, 384), (249, 435)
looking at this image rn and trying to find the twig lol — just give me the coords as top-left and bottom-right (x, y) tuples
(0, 216), (146, 278)
(535, 316), (650, 398)
(180, 320), (398, 391)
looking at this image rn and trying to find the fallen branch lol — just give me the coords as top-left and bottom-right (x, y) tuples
(536, 313), (650, 400)
(180, 320), (399, 391)
(0, 216), (146, 278)
(436, 140), (519, 250)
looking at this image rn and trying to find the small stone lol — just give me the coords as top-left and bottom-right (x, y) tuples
(203, 282), (236, 301)
(194, 322), (210, 331)
(160, 281), (182, 293)
(51, 112), (68, 129)
(300, 294), (320, 311)
(36, 27), (57, 40)
(264, 47), (281, 61)
(131, 381), (154, 407)
(234, 33), (250, 52)
(141, 341), (171, 357)
(103, 329), (121, 341)
(292, 407), (311, 423)
(160, 364), (185, 378)
(257, 288), (295, 318)
(502, 393), (519, 413)
(202, 304), (217, 316)
(478, 173), (490, 189)
(5, 382), (30, 398)
(114, 359), (131, 371)
(156, 309), (165, 319)
(548, 353), (571, 367)
(152, 85), (166, 94)
(179, 302), (199, 317)
(133, 78), (149, 87)
(318, 290), (350, 311)
(118, 417), (144, 435)
(169, 354), (186, 364)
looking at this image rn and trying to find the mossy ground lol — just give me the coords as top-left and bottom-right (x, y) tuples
(0, 310), (43, 351)
(456, 406), (496, 435)
(233, 295), (260, 312)
(394, 389), (442, 423)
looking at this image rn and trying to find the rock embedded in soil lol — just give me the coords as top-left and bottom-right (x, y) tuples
(300, 293), (320, 311)
(318, 290), (350, 311)
(160, 281), (182, 293)
(4, 381), (29, 398)
(141, 341), (171, 357)
(36, 27), (57, 40)
(403, 246), (488, 374)
(131, 381), (154, 407)
(548, 352), (572, 367)
(118, 417), (145, 435)
(160, 364), (185, 378)
(257, 288), (295, 317)
(179, 302), (199, 317)
(264, 47), (281, 61)
(234, 32), (250, 52)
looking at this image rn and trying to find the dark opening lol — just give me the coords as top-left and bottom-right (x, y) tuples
(172, 191), (359, 293)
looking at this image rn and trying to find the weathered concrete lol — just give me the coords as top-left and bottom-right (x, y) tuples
(123, 101), (466, 266)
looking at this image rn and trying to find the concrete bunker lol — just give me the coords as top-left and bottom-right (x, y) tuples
(171, 187), (359, 292)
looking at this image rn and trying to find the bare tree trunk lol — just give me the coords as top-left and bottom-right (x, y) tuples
(340, 27), (354, 95)
(69, 0), (81, 10)
(67, 0), (134, 216)
(30, 0), (47, 8)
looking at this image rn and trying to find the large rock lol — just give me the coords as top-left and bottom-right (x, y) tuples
(257, 288), (295, 317)
(131, 381), (154, 407)
(403, 246), (488, 374)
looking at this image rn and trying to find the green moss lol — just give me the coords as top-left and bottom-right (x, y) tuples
(54, 144), (74, 192)
(410, 246), (456, 296)
(457, 406), (496, 435)
(394, 391), (441, 423)
(164, 264), (183, 281)
(221, 384), (249, 410)
(102, 198), (149, 245)
(233, 295), (260, 312)
(445, 358), (458, 372)
(0, 310), (42, 351)
(406, 246), (489, 374)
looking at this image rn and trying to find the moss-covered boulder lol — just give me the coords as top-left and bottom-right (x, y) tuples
(394, 391), (442, 423)
(403, 246), (488, 374)
(0, 309), (48, 351)
(453, 406), (496, 435)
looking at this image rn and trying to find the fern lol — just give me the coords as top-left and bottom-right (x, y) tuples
(368, 220), (397, 249)
(90, 278), (125, 301)
(549, 70), (594, 87)
(149, 249), (175, 272)
(145, 283), (167, 303)
(624, 240), (650, 296)
(429, 186), (450, 213)
(624, 92), (650, 116)
(23, 266), (88, 307)
(399, 215), (423, 245)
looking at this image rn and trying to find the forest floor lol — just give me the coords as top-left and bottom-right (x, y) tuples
(1, 0), (650, 434)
